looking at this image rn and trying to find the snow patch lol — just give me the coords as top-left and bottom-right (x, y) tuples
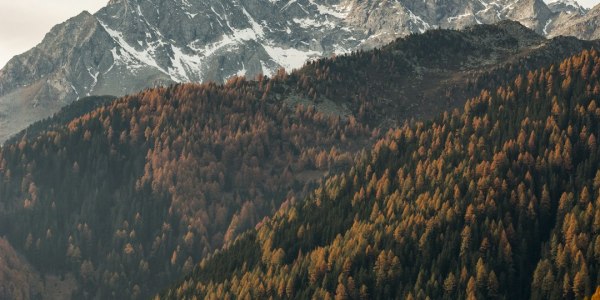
(307, 0), (351, 18)
(262, 44), (321, 72)
(447, 13), (472, 23)
(99, 20), (171, 78)
(406, 9), (431, 33)
(70, 84), (79, 98)
(281, 0), (298, 11)
(237, 62), (247, 77)
(190, 36), (234, 58)
(87, 67), (99, 95)
(293, 17), (322, 28)
(260, 60), (273, 75)
(240, 6), (265, 38)
(543, 19), (552, 35)
(333, 44), (349, 55)
(169, 45), (203, 82)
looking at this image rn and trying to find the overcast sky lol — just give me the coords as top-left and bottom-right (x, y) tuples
(0, 0), (107, 67)
(1, 0), (600, 68)
(579, 0), (600, 8)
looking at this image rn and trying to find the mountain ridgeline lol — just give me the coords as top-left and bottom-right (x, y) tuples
(162, 48), (600, 299)
(0, 0), (597, 143)
(0, 22), (599, 299)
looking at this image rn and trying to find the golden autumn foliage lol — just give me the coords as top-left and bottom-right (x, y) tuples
(0, 79), (372, 298)
(161, 49), (600, 299)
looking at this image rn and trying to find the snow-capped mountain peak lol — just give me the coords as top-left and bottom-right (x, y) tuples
(0, 0), (593, 142)
(545, 0), (588, 14)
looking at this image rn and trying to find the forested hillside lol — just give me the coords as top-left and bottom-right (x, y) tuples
(0, 80), (373, 299)
(163, 49), (600, 299)
(0, 22), (598, 299)
(292, 21), (600, 125)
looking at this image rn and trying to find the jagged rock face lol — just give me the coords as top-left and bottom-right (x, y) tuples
(546, 0), (588, 14)
(548, 5), (600, 40)
(92, 0), (362, 83)
(0, 12), (118, 142)
(342, 0), (555, 47)
(0, 0), (588, 142)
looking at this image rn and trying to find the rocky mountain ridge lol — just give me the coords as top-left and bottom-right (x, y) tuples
(0, 0), (596, 142)
(548, 4), (600, 39)
(547, 0), (588, 14)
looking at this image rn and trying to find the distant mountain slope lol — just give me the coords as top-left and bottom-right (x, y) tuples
(161, 47), (600, 300)
(0, 0), (589, 142)
(549, 5), (600, 40)
(546, 0), (588, 14)
(0, 22), (599, 299)
(5, 95), (116, 145)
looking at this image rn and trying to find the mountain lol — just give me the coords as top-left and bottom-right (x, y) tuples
(0, 22), (597, 299)
(0, 0), (587, 143)
(548, 5), (600, 40)
(546, 0), (587, 14)
(161, 47), (600, 299)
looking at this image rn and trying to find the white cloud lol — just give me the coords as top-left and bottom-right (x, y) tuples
(0, 0), (107, 67)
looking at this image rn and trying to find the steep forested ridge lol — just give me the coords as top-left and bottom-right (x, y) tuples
(0, 80), (372, 298)
(0, 22), (599, 299)
(162, 49), (600, 299)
